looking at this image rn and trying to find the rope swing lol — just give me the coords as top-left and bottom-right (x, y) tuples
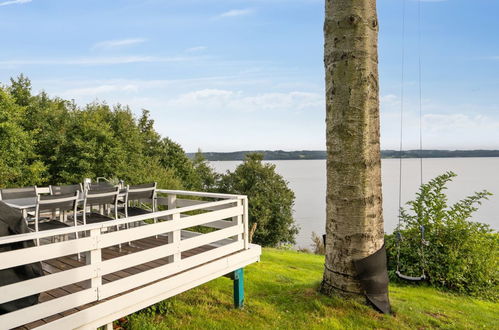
(395, 0), (429, 282)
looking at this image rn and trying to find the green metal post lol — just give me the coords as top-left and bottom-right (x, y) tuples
(233, 268), (244, 308)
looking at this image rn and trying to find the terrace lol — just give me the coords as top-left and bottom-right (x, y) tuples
(0, 187), (261, 329)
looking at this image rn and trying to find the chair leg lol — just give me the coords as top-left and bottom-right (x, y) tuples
(127, 222), (132, 247)
(75, 231), (81, 261)
(154, 217), (158, 239)
(116, 225), (122, 250)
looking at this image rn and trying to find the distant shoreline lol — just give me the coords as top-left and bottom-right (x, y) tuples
(187, 150), (499, 161)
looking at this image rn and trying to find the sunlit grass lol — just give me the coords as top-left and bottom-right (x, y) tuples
(123, 248), (498, 329)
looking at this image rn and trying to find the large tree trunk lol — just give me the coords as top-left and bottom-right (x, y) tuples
(321, 0), (385, 297)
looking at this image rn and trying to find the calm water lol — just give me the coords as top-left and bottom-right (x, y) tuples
(211, 158), (499, 248)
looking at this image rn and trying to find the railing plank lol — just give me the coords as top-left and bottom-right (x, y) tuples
(0, 236), (95, 271)
(176, 198), (232, 211)
(0, 264), (94, 304)
(100, 242), (175, 275)
(175, 198), (210, 206)
(174, 206), (242, 230)
(157, 189), (242, 199)
(179, 225), (243, 252)
(198, 219), (234, 229)
(0, 288), (97, 330)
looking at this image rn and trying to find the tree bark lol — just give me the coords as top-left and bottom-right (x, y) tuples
(321, 0), (384, 297)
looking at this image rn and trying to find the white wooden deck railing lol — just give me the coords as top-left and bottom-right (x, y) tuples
(0, 189), (251, 330)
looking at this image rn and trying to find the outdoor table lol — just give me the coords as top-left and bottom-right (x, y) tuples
(3, 197), (38, 218)
(3, 191), (126, 218)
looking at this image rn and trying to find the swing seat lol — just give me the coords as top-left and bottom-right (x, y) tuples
(396, 271), (426, 282)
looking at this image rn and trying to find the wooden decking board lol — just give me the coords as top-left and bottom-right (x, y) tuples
(102, 248), (161, 281)
(183, 245), (215, 257)
(111, 238), (171, 265)
(13, 235), (214, 329)
(102, 247), (162, 271)
(40, 262), (65, 276)
(17, 319), (46, 330)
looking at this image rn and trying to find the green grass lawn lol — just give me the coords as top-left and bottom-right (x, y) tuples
(122, 248), (498, 329)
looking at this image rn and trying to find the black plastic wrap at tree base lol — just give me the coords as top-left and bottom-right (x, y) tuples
(354, 244), (391, 314)
(0, 201), (43, 315)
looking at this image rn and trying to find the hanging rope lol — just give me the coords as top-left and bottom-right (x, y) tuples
(396, 0), (406, 275)
(395, 0), (427, 282)
(417, 0), (427, 277)
(418, 0), (424, 186)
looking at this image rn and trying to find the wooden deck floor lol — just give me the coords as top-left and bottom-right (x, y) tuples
(16, 234), (214, 329)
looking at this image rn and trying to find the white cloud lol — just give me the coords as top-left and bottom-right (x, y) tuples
(217, 8), (254, 18)
(60, 84), (139, 97)
(420, 113), (499, 149)
(53, 83), (322, 114)
(380, 94), (399, 107)
(379, 94), (499, 149)
(36, 76), (271, 99)
(0, 0), (31, 7)
(0, 56), (194, 67)
(92, 38), (146, 50)
(186, 46), (207, 53)
(423, 113), (499, 133)
(166, 89), (322, 113)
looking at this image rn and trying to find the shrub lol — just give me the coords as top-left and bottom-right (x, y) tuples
(217, 153), (298, 247)
(386, 171), (499, 301)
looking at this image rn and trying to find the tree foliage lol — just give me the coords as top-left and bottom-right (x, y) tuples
(0, 87), (46, 187)
(0, 75), (188, 189)
(218, 153), (298, 246)
(386, 172), (498, 301)
(191, 149), (219, 192)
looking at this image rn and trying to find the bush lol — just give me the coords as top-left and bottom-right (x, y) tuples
(386, 171), (499, 301)
(217, 153), (298, 247)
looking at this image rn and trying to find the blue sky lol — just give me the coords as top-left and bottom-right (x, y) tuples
(1, 0), (498, 152)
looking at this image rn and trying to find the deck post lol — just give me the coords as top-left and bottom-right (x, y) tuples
(167, 194), (181, 264)
(88, 228), (102, 295)
(231, 199), (243, 242)
(233, 268), (244, 308)
(242, 196), (249, 249)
